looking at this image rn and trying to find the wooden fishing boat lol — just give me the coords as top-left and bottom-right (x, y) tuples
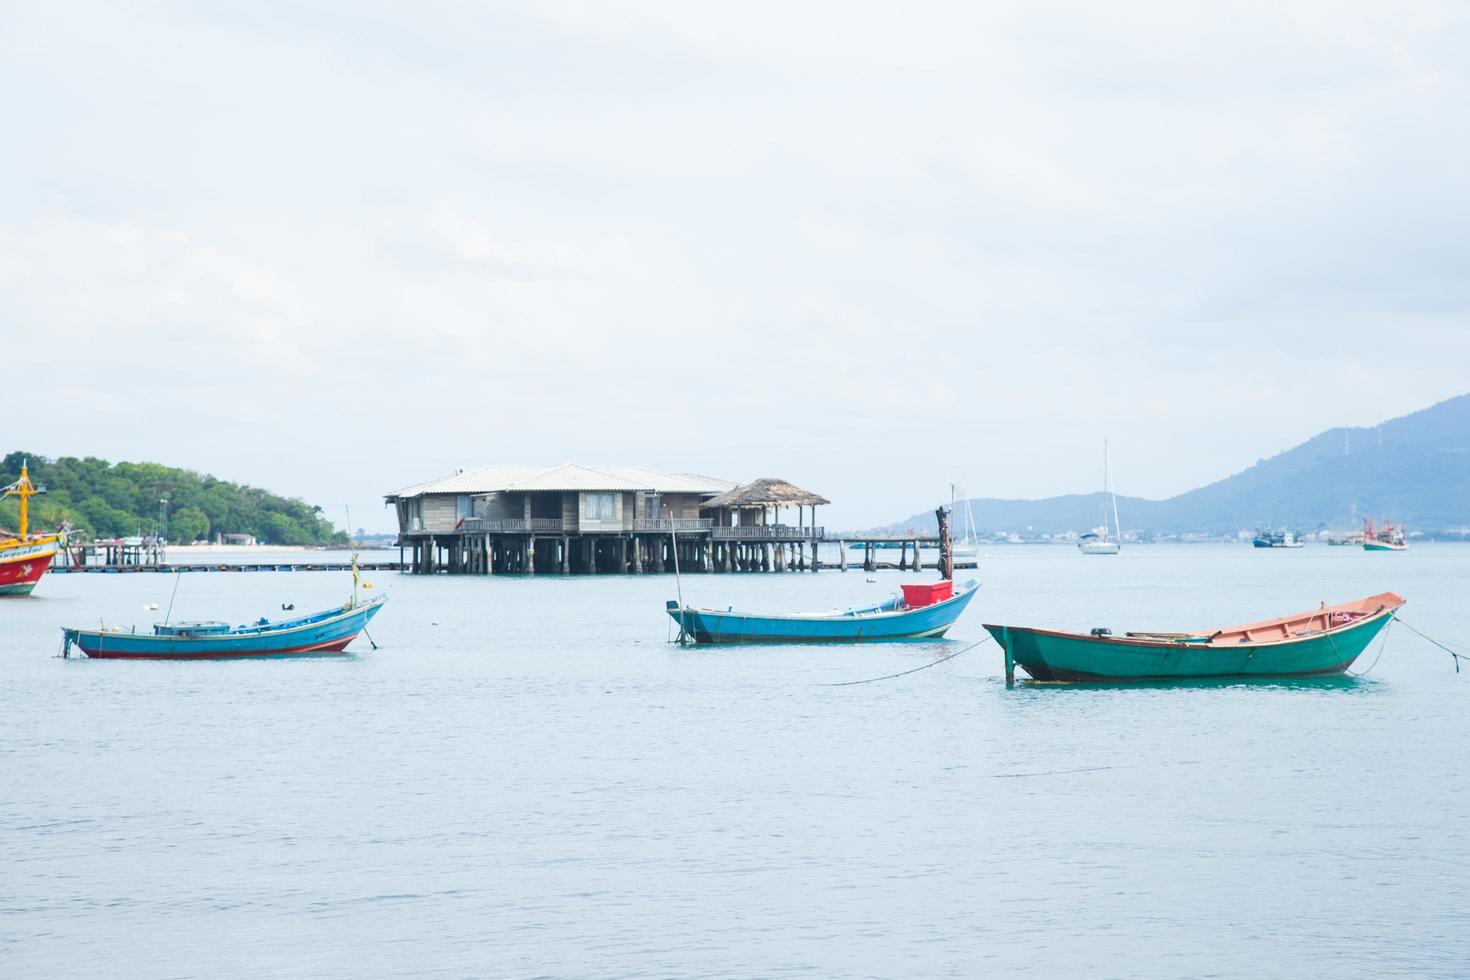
(667, 578), (979, 644)
(61, 595), (387, 659)
(1, 461), (62, 596)
(986, 592), (1404, 683)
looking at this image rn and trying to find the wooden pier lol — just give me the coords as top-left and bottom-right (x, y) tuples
(55, 537), (167, 569)
(50, 561), (406, 574)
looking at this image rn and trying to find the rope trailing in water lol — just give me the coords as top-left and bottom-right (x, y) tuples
(1347, 615), (1393, 677)
(823, 634), (992, 687)
(1392, 614), (1470, 673)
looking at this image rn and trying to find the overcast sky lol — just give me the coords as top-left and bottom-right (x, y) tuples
(6, 2), (1468, 532)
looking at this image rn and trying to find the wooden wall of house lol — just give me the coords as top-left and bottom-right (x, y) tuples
(419, 495), (459, 533)
(662, 493), (705, 520)
(578, 491), (626, 532)
(562, 493), (578, 530)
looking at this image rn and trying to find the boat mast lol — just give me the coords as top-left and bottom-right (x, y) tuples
(1106, 439), (1120, 541)
(951, 482), (972, 544)
(3, 459), (41, 539)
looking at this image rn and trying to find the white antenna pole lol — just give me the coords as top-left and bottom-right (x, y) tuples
(163, 569), (183, 626)
(670, 522), (687, 643)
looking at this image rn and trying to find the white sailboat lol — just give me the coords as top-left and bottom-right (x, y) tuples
(1078, 440), (1122, 555)
(950, 484), (979, 564)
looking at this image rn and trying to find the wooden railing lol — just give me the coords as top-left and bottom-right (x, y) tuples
(633, 518), (713, 532)
(432, 518), (827, 538)
(458, 517), (567, 533)
(712, 525), (825, 540)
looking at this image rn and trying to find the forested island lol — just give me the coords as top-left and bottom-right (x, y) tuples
(0, 452), (347, 546)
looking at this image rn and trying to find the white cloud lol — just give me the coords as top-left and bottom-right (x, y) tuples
(5, 1), (1468, 530)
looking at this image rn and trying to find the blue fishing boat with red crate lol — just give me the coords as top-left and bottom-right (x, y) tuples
(667, 578), (979, 644)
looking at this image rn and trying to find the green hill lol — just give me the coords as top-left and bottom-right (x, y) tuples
(883, 393), (1470, 538)
(0, 452), (347, 546)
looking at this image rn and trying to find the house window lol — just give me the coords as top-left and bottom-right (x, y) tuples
(456, 495), (474, 519)
(586, 493), (617, 520)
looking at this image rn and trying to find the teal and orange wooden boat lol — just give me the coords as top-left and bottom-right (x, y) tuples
(986, 592), (1404, 683)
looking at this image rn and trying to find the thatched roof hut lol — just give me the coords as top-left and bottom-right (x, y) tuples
(700, 479), (830, 516)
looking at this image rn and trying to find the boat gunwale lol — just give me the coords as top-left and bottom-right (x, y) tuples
(678, 579), (980, 624)
(982, 594), (1403, 652)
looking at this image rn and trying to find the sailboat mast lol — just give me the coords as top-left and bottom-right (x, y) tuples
(1106, 439), (1121, 540)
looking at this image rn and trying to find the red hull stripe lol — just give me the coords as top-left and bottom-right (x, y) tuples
(79, 636), (358, 659)
(0, 551), (54, 587)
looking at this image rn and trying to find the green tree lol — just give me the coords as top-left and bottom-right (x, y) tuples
(169, 506), (210, 544)
(1, 452), (346, 545)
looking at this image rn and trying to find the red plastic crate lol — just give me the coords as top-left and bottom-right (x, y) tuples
(901, 580), (953, 608)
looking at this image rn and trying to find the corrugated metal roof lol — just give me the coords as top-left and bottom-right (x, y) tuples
(386, 464), (737, 499)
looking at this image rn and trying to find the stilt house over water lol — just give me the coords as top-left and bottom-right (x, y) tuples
(385, 464), (830, 574)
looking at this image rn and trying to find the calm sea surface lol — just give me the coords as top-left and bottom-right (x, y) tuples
(4, 544), (1469, 978)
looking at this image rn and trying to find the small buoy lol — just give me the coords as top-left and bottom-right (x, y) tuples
(866, 577), (877, 583)
(361, 581), (372, 588)
(281, 602), (295, 610)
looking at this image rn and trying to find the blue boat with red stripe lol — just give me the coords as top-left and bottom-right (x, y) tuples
(61, 595), (387, 659)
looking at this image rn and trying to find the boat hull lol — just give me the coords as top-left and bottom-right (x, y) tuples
(1363, 542), (1407, 552)
(64, 599), (384, 659)
(1078, 541), (1120, 555)
(986, 601), (1397, 682)
(671, 581), (979, 644)
(0, 537), (59, 596)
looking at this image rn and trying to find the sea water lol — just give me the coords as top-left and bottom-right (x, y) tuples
(3, 545), (1468, 978)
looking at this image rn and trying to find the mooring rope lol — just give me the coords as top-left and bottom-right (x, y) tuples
(1392, 614), (1470, 673)
(823, 634), (992, 687)
(1346, 615), (1393, 677)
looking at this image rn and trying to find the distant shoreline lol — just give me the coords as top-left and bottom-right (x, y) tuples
(166, 543), (393, 554)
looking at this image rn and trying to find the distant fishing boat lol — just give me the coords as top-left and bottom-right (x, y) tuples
(986, 592), (1403, 683)
(667, 578), (979, 644)
(0, 461), (62, 596)
(1252, 528), (1304, 549)
(1078, 440), (1122, 555)
(1326, 532), (1365, 546)
(1362, 519), (1407, 552)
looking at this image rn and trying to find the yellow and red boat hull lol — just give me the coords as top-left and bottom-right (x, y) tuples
(0, 536), (60, 596)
